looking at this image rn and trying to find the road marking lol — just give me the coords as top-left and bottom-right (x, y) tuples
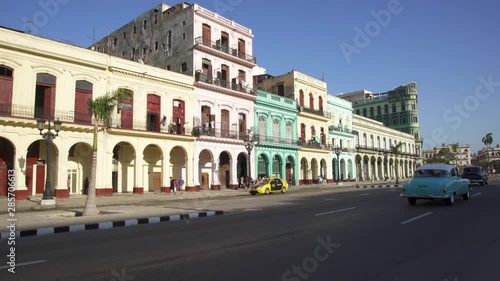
(401, 212), (433, 225)
(324, 198), (336, 201)
(244, 208), (262, 211)
(314, 207), (356, 216)
(0, 260), (48, 270)
(241, 198), (255, 200)
(360, 193), (369, 196)
(472, 192), (482, 197)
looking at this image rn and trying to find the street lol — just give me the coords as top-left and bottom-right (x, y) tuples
(1, 181), (499, 281)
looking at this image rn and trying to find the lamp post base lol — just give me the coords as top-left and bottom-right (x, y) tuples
(41, 198), (56, 206)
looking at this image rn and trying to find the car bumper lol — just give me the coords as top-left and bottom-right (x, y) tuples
(401, 193), (451, 200)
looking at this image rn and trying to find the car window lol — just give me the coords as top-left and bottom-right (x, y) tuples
(464, 167), (480, 173)
(415, 169), (450, 178)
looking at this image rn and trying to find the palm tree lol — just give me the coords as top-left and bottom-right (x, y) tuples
(482, 133), (493, 173)
(82, 89), (131, 216)
(450, 142), (459, 167)
(391, 142), (404, 185)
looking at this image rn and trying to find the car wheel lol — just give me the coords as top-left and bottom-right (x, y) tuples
(480, 181), (484, 186)
(462, 189), (470, 200)
(265, 188), (270, 195)
(250, 192), (256, 196)
(408, 198), (416, 205)
(446, 194), (455, 206)
(485, 180), (488, 185)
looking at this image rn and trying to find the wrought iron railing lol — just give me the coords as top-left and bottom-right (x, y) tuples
(195, 71), (255, 95)
(194, 37), (257, 64)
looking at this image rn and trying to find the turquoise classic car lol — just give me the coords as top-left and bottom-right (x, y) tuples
(401, 164), (470, 206)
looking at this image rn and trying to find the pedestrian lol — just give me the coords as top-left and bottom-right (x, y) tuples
(177, 177), (185, 194)
(170, 177), (177, 195)
(67, 176), (71, 195)
(84, 177), (89, 194)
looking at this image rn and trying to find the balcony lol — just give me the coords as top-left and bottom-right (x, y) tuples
(328, 125), (357, 136)
(297, 105), (330, 119)
(195, 71), (255, 96)
(194, 37), (256, 65)
(253, 134), (297, 146)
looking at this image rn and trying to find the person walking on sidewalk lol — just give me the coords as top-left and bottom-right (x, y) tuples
(67, 176), (71, 196)
(177, 177), (185, 194)
(170, 177), (177, 195)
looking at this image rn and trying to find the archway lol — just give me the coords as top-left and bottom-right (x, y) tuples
(286, 156), (295, 185)
(112, 142), (136, 194)
(143, 144), (163, 192)
(171, 146), (188, 189)
(67, 142), (92, 195)
(257, 154), (269, 178)
(300, 158), (309, 185)
(272, 155), (282, 178)
(218, 151), (231, 189)
(26, 140), (59, 196)
(0, 138), (15, 197)
(199, 149), (214, 190)
(311, 158), (319, 183)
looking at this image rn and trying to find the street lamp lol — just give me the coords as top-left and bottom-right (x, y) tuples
(244, 130), (259, 185)
(37, 115), (62, 203)
(335, 146), (342, 185)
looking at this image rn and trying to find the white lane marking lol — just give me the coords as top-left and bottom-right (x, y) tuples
(244, 208), (262, 211)
(324, 198), (336, 201)
(289, 193), (299, 196)
(315, 207), (356, 216)
(472, 192), (482, 197)
(401, 212), (433, 225)
(360, 193), (370, 196)
(0, 260), (48, 270)
(241, 197), (255, 200)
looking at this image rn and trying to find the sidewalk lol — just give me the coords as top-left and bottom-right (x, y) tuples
(0, 180), (401, 238)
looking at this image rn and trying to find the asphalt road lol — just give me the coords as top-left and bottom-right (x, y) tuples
(1, 181), (499, 281)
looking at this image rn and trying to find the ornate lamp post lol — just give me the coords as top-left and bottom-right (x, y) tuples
(335, 146), (342, 185)
(244, 130), (259, 185)
(37, 116), (62, 203)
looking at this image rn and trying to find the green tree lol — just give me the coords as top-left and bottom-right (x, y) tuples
(391, 142), (404, 185)
(83, 89), (131, 216)
(482, 133), (493, 173)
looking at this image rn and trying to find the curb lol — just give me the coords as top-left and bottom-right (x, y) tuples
(355, 184), (401, 188)
(0, 210), (223, 240)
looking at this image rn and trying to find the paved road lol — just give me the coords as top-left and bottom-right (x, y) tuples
(1, 182), (499, 281)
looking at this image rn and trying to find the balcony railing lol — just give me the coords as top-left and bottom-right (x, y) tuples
(297, 105), (330, 118)
(194, 37), (256, 64)
(195, 71), (255, 95)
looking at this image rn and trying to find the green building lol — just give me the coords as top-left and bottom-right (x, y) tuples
(338, 82), (423, 161)
(253, 90), (299, 184)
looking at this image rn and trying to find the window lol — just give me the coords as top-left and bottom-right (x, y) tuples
(123, 32), (126, 39)
(182, 33), (186, 40)
(121, 51), (125, 58)
(277, 83), (284, 97)
(413, 116), (418, 123)
(384, 104), (389, 114)
(142, 48), (147, 57)
(401, 102), (406, 112)
(181, 63), (188, 73)
(362, 108), (367, 117)
(143, 20), (147, 30)
(154, 13), (158, 24)
(392, 103), (397, 113)
(113, 37), (117, 47)
(369, 107), (374, 117)
(154, 42), (159, 51)
(182, 21), (186, 26)
(377, 106), (381, 116)
(131, 48), (136, 60)
(166, 65), (171, 70)
(133, 26), (137, 34)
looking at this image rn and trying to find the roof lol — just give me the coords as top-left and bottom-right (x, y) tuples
(416, 164), (456, 172)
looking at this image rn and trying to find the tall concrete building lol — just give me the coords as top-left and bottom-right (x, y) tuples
(338, 82), (423, 163)
(93, 2), (260, 189)
(423, 144), (471, 172)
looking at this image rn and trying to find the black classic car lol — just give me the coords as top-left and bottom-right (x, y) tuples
(461, 166), (488, 185)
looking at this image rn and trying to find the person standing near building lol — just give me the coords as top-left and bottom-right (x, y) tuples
(67, 176), (71, 195)
(177, 177), (185, 194)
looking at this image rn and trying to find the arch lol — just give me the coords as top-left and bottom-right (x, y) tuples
(144, 144), (163, 192)
(0, 137), (15, 197)
(257, 153), (269, 178)
(300, 157), (309, 185)
(218, 151), (231, 189)
(272, 154), (282, 178)
(67, 142), (92, 195)
(199, 149), (215, 190)
(285, 156), (295, 185)
(299, 90), (304, 106)
(26, 139), (59, 196)
(309, 93), (314, 109)
(112, 142), (136, 194)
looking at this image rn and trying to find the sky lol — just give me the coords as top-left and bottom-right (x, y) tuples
(1, 0), (499, 154)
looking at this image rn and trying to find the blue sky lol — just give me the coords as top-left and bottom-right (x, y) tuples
(2, 0), (499, 153)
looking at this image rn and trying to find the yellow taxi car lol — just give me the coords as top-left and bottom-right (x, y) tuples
(249, 177), (289, 195)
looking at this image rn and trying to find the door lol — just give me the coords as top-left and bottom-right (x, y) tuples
(271, 178), (283, 191)
(0, 163), (6, 196)
(201, 173), (209, 189)
(36, 165), (45, 194)
(153, 172), (161, 192)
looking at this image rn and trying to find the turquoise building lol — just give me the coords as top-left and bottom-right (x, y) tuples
(253, 90), (299, 184)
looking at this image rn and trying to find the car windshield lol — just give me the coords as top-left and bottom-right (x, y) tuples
(414, 169), (450, 178)
(252, 178), (271, 187)
(463, 167), (480, 173)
